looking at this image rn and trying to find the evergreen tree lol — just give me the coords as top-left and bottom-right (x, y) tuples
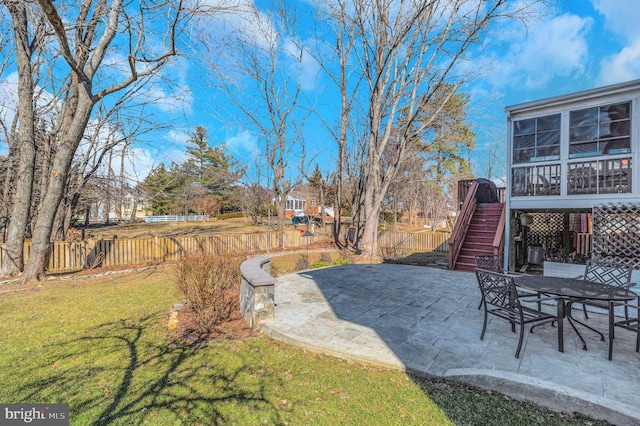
(141, 127), (244, 215)
(141, 163), (184, 214)
(182, 126), (244, 212)
(416, 85), (476, 184)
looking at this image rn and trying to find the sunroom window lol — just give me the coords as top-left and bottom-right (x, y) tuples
(513, 114), (561, 164)
(569, 102), (631, 158)
(511, 164), (561, 196)
(567, 158), (632, 194)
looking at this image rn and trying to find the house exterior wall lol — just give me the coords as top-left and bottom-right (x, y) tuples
(504, 79), (640, 270)
(505, 79), (640, 211)
(284, 194), (322, 219)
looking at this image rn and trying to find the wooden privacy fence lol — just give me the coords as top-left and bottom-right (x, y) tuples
(0, 229), (450, 275)
(378, 231), (450, 253)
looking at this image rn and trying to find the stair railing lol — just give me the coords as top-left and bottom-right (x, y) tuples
(492, 203), (506, 256)
(448, 181), (478, 270)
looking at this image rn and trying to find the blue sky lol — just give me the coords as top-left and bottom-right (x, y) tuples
(1, 1), (640, 187)
(468, 0), (640, 181)
(159, 0), (640, 185)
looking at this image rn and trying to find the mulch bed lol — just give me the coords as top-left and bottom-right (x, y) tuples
(169, 286), (255, 345)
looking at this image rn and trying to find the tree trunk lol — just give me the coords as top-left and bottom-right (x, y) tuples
(356, 158), (383, 259)
(358, 196), (381, 261)
(1, 146), (17, 244)
(276, 193), (286, 248)
(334, 136), (345, 246)
(128, 192), (139, 223)
(51, 199), (67, 241)
(319, 185), (325, 226)
(104, 150), (114, 224)
(115, 146), (126, 222)
(2, 2), (36, 277)
(103, 197), (111, 225)
(21, 94), (94, 282)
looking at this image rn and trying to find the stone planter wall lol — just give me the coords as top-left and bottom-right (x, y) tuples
(240, 256), (276, 329)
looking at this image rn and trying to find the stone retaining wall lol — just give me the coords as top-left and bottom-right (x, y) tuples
(240, 256), (276, 329)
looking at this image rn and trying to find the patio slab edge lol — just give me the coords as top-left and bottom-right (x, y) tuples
(258, 323), (407, 371)
(260, 323), (640, 426)
(443, 368), (640, 426)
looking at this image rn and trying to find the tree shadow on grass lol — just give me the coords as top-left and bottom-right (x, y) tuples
(12, 313), (283, 425)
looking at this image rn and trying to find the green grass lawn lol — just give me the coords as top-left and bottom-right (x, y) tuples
(0, 269), (606, 425)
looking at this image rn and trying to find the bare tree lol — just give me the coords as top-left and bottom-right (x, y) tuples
(6, 0), (192, 282)
(238, 183), (272, 225)
(236, 160), (272, 226)
(200, 0), (311, 246)
(322, 0), (536, 258)
(310, 0), (364, 246)
(383, 140), (426, 227)
(0, 6), (18, 243)
(0, 1), (47, 275)
(477, 135), (506, 183)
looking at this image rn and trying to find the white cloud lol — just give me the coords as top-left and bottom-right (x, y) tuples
(597, 38), (640, 86)
(122, 147), (156, 183)
(100, 51), (131, 80)
(144, 82), (193, 115)
(284, 38), (320, 92)
(127, 55), (194, 115)
(151, 129), (191, 165)
(225, 129), (259, 158)
(490, 14), (592, 89)
(198, 0), (320, 92)
(199, 0), (276, 50)
(592, 0), (640, 42)
(592, 0), (640, 85)
(0, 73), (18, 152)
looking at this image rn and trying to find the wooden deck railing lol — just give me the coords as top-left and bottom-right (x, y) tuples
(458, 179), (505, 209)
(449, 181), (479, 269)
(492, 203), (506, 257)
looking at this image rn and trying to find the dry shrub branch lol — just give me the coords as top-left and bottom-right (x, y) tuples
(174, 251), (242, 336)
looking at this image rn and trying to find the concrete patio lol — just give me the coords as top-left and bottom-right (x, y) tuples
(259, 264), (640, 425)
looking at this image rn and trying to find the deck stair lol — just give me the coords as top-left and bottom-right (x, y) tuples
(452, 203), (504, 272)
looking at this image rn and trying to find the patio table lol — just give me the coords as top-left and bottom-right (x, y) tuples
(513, 275), (636, 353)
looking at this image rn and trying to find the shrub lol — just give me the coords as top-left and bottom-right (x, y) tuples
(339, 249), (356, 264)
(258, 204), (277, 217)
(295, 255), (309, 271)
(174, 251), (242, 335)
(332, 257), (352, 266)
(310, 261), (332, 269)
(311, 254), (352, 269)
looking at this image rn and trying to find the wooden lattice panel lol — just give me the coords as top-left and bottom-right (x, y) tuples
(526, 212), (564, 249)
(592, 203), (640, 269)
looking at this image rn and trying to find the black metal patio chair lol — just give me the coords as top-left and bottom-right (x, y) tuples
(609, 295), (640, 360)
(566, 261), (635, 341)
(474, 253), (502, 272)
(474, 254), (538, 310)
(475, 268), (559, 358)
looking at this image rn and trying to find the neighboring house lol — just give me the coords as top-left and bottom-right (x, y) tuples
(284, 190), (334, 221)
(504, 79), (640, 271)
(89, 193), (153, 223)
(121, 193), (153, 220)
